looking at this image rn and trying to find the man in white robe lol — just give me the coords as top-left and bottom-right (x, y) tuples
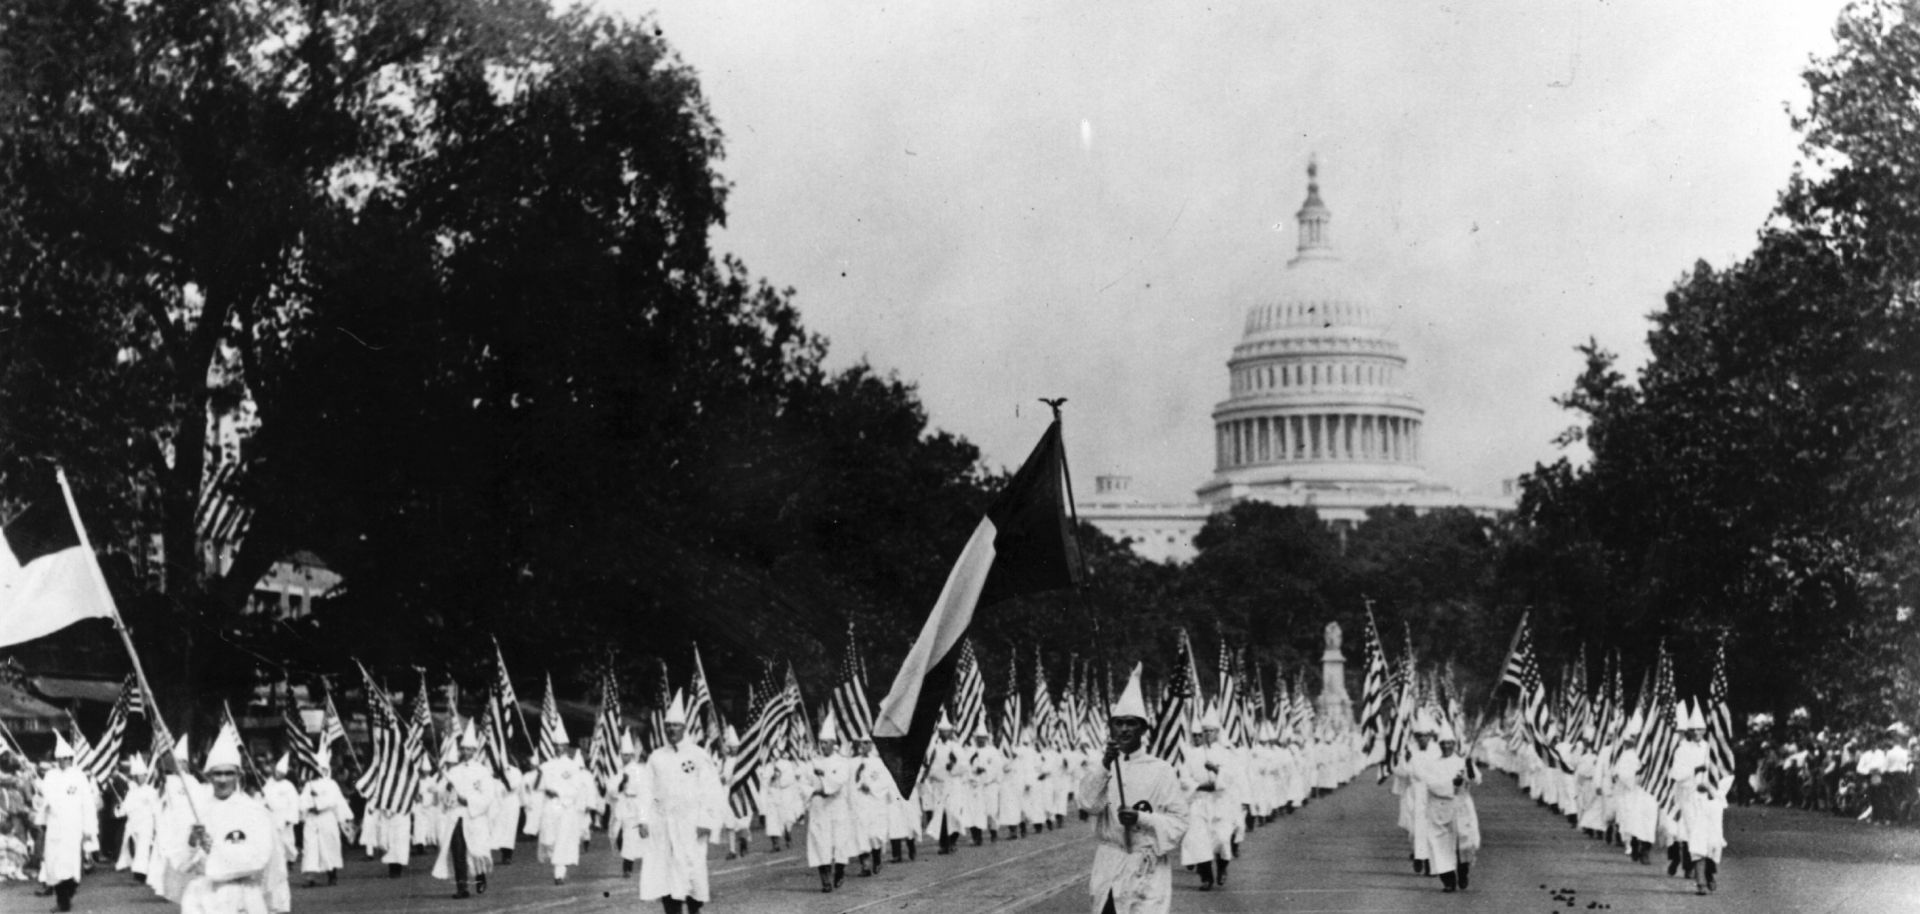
(848, 736), (891, 875)
(116, 755), (161, 880)
(1396, 712), (1440, 875)
(490, 757), (523, 865)
(535, 739), (588, 884)
(38, 733), (95, 913)
(1080, 665), (1189, 914)
(639, 693), (726, 914)
(432, 727), (494, 898)
(1413, 720), (1480, 892)
(803, 714), (855, 892)
(176, 728), (279, 914)
(298, 753), (350, 887)
(963, 727), (1003, 845)
(761, 757), (802, 852)
(1611, 721), (1657, 863)
(613, 734), (649, 877)
(1670, 700), (1724, 895)
(1180, 708), (1237, 890)
(260, 757), (300, 875)
(922, 715), (967, 854)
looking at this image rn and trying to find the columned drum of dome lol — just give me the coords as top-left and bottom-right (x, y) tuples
(1198, 161), (1429, 504)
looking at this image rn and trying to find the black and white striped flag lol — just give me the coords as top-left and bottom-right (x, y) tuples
(872, 419), (1082, 797)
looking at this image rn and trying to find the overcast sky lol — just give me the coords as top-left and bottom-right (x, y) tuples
(611, 0), (1848, 501)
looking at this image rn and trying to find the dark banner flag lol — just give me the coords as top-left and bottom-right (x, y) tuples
(872, 418), (1082, 797)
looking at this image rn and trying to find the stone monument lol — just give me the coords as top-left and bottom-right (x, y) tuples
(1316, 620), (1354, 729)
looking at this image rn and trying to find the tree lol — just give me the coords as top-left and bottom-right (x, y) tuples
(1512, 0), (1920, 725)
(0, 0), (808, 717)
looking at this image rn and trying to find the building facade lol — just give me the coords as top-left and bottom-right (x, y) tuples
(1082, 163), (1513, 563)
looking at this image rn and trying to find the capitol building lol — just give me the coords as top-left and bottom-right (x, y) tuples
(1082, 163), (1514, 563)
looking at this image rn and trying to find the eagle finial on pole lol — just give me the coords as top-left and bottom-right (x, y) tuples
(1038, 397), (1067, 422)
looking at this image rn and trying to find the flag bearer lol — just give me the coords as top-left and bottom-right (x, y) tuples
(434, 726), (494, 899)
(176, 728), (277, 914)
(261, 756), (300, 867)
(1080, 665), (1188, 914)
(965, 726), (1003, 845)
(803, 713), (854, 892)
(614, 732), (649, 877)
(1414, 719), (1479, 892)
(1181, 706), (1237, 890)
(1611, 717), (1657, 864)
(490, 753), (523, 865)
(1671, 701), (1724, 895)
(535, 738), (589, 884)
(116, 754), (160, 881)
(715, 727), (754, 860)
(923, 714), (967, 854)
(39, 733), (94, 913)
(848, 736), (892, 875)
(298, 750), (350, 887)
(640, 692), (725, 914)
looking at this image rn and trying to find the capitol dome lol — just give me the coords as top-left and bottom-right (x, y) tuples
(1198, 161), (1430, 504)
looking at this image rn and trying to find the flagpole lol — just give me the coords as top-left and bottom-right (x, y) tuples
(55, 468), (200, 824)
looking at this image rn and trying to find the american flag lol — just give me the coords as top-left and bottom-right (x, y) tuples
(1029, 647), (1058, 750)
(406, 671), (436, 776)
(1359, 613), (1390, 755)
(1057, 656), (1083, 751)
(997, 651), (1022, 746)
(195, 459), (253, 554)
(1707, 635), (1734, 779)
(1498, 612), (1533, 694)
(1510, 623), (1563, 770)
(320, 690), (349, 755)
(1643, 644), (1683, 819)
(645, 658), (671, 752)
(146, 721), (177, 786)
(734, 662), (802, 816)
(536, 674), (565, 762)
(689, 643), (719, 746)
(1149, 629), (1197, 765)
(481, 679), (514, 780)
(353, 662), (416, 813)
(1218, 639), (1247, 748)
(66, 719), (95, 779)
(220, 702), (270, 790)
(1379, 660), (1411, 781)
(950, 640), (985, 742)
(589, 667), (624, 791)
(283, 708), (319, 781)
(830, 623), (873, 744)
(1290, 670), (1314, 735)
(490, 639), (529, 756)
(77, 676), (135, 788)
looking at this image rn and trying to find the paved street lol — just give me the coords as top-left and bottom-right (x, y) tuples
(11, 771), (1918, 913)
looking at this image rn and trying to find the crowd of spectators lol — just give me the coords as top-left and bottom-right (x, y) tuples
(1732, 713), (1914, 826)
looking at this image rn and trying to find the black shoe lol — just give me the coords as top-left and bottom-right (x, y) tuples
(452, 884), (471, 899)
(1458, 863), (1470, 889)
(623, 860), (634, 877)
(833, 864), (845, 888)
(476, 874), (486, 895)
(328, 870), (338, 886)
